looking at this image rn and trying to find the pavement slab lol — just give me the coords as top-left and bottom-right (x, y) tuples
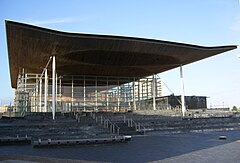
(152, 140), (240, 163)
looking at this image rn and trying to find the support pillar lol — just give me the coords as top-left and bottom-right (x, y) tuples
(180, 65), (186, 117)
(56, 73), (58, 110)
(21, 68), (24, 91)
(147, 78), (149, 100)
(106, 77), (109, 110)
(127, 82), (130, 110)
(71, 76), (74, 112)
(117, 80), (120, 112)
(152, 75), (156, 111)
(83, 76), (86, 112)
(24, 73), (27, 92)
(52, 56), (56, 120)
(133, 77), (136, 111)
(124, 84), (127, 102)
(59, 77), (62, 112)
(35, 74), (39, 112)
(39, 77), (42, 112)
(24, 72), (28, 112)
(44, 69), (48, 112)
(138, 80), (140, 110)
(95, 77), (98, 111)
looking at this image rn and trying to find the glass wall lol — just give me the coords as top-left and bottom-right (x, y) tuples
(15, 72), (163, 113)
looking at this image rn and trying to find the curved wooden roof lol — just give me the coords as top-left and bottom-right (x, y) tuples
(6, 20), (237, 88)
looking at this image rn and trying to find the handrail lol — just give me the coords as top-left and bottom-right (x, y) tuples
(90, 112), (120, 135)
(125, 117), (146, 135)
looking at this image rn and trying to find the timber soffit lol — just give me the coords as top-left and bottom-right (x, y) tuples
(5, 20), (237, 88)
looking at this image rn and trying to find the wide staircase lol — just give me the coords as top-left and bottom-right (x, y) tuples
(0, 112), (112, 140)
(90, 111), (240, 135)
(90, 112), (145, 135)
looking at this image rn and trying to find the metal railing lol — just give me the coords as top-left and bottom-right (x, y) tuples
(90, 112), (120, 135)
(123, 115), (146, 135)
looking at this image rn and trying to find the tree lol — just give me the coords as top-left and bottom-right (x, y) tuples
(232, 106), (238, 112)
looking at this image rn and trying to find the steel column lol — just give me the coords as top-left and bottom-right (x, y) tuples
(127, 82), (130, 109)
(138, 80), (140, 110)
(117, 79), (120, 112)
(59, 77), (62, 112)
(56, 73), (58, 110)
(71, 76), (74, 112)
(39, 77), (42, 112)
(147, 78), (149, 100)
(35, 74), (38, 112)
(133, 77), (136, 110)
(84, 76), (86, 112)
(52, 56), (56, 120)
(152, 75), (156, 111)
(180, 65), (186, 117)
(106, 77), (109, 110)
(44, 69), (48, 112)
(24, 73), (27, 92)
(95, 77), (98, 111)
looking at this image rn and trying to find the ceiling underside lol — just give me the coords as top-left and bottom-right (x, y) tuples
(6, 21), (237, 88)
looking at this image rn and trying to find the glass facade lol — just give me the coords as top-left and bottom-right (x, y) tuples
(15, 69), (163, 114)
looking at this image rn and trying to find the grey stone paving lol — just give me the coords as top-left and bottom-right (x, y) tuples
(151, 141), (240, 163)
(0, 154), (104, 163)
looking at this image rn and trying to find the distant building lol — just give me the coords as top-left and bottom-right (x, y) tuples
(0, 105), (15, 113)
(134, 76), (163, 100)
(155, 95), (207, 110)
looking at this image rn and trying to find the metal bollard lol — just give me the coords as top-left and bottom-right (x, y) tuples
(110, 124), (112, 133)
(113, 125), (115, 134)
(117, 128), (120, 135)
(104, 120), (106, 128)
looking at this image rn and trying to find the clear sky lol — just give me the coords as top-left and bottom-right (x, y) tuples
(0, 0), (240, 108)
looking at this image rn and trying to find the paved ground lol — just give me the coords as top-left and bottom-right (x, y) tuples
(0, 154), (103, 163)
(152, 140), (240, 163)
(1, 140), (240, 163)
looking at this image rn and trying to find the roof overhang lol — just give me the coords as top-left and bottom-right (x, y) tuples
(5, 20), (237, 88)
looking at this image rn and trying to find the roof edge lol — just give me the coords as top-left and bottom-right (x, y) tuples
(5, 20), (237, 51)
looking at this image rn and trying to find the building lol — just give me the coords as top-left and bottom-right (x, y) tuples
(5, 20), (237, 118)
(155, 95), (207, 110)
